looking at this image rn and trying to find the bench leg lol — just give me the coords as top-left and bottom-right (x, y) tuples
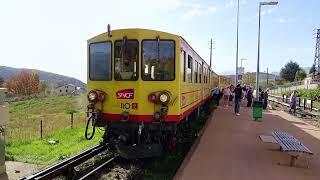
(290, 155), (299, 167)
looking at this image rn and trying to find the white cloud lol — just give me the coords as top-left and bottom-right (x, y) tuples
(207, 6), (217, 14)
(258, 7), (277, 17)
(225, 0), (234, 8)
(278, 18), (286, 23)
(267, 8), (275, 14)
(180, 4), (218, 20)
(241, 0), (247, 5)
(277, 17), (296, 24)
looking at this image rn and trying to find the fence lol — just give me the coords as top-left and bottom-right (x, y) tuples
(269, 94), (320, 112)
(6, 112), (87, 143)
(270, 84), (319, 95)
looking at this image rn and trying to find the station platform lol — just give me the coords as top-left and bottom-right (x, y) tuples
(174, 104), (320, 180)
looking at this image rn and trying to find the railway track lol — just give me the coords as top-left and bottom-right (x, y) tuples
(21, 144), (117, 180)
(78, 155), (119, 180)
(269, 96), (318, 118)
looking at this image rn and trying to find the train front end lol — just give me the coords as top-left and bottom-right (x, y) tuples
(86, 28), (180, 159)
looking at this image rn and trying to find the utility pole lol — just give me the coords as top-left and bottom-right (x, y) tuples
(235, 0), (240, 84)
(210, 39), (213, 68)
(267, 67), (269, 88)
(313, 29), (320, 77)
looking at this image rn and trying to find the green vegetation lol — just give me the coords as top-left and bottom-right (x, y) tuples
(295, 69), (307, 81)
(281, 88), (320, 99)
(280, 61), (301, 82)
(0, 76), (3, 87)
(7, 95), (87, 142)
(9, 95), (86, 115)
(5, 95), (102, 166)
(142, 102), (216, 179)
(6, 125), (102, 166)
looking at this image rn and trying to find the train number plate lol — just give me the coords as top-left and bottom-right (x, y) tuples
(120, 102), (138, 110)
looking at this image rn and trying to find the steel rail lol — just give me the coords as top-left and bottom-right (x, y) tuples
(22, 144), (108, 180)
(78, 155), (120, 180)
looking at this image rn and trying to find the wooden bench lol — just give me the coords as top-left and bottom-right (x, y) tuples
(272, 131), (313, 167)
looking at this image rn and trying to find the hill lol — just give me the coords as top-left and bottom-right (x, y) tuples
(0, 66), (86, 88)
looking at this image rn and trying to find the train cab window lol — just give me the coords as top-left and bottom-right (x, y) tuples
(114, 40), (138, 81)
(187, 55), (192, 83)
(89, 42), (112, 81)
(142, 40), (175, 81)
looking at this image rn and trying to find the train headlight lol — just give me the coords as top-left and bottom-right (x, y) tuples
(159, 91), (171, 104)
(87, 90), (98, 102)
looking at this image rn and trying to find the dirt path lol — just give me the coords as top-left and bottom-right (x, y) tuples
(0, 161), (38, 180)
(174, 104), (320, 180)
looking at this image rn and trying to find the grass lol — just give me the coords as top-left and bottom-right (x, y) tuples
(142, 143), (192, 180)
(7, 95), (87, 142)
(4, 94), (104, 166)
(6, 125), (103, 166)
(9, 95), (86, 115)
(141, 102), (216, 180)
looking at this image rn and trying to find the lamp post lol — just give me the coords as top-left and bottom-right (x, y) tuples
(255, 1), (278, 100)
(240, 58), (247, 68)
(235, 0), (240, 85)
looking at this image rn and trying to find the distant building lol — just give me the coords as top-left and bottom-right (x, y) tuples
(54, 84), (76, 96)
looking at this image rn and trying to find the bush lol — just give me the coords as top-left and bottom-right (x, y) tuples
(281, 88), (320, 100)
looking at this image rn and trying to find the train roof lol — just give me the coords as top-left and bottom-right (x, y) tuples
(88, 28), (179, 41)
(88, 28), (214, 72)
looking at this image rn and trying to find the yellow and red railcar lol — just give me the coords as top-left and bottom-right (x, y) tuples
(85, 27), (229, 158)
(218, 75), (233, 89)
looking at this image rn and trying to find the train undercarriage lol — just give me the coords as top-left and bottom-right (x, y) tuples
(85, 112), (178, 159)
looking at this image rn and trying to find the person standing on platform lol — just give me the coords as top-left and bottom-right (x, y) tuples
(228, 84), (234, 106)
(223, 85), (231, 107)
(233, 84), (243, 115)
(259, 88), (263, 101)
(263, 89), (269, 109)
(289, 90), (297, 115)
(242, 84), (247, 98)
(246, 86), (253, 107)
(212, 85), (220, 106)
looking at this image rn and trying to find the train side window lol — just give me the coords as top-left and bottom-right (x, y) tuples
(114, 40), (138, 81)
(187, 55), (192, 83)
(204, 67), (206, 84)
(89, 41), (112, 81)
(194, 60), (198, 83)
(199, 63), (202, 83)
(181, 50), (186, 82)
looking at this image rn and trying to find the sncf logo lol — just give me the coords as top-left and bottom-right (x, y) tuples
(116, 89), (134, 99)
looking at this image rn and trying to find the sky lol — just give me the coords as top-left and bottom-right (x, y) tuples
(0, 0), (319, 82)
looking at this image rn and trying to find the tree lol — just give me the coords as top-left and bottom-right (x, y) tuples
(280, 61), (300, 82)
(295, 69), (307, 81)
(4, 71), (43, 96)
(0, 76), (3, 87)
(242, 73), (256, 85)
(309, 64), (316, 74)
